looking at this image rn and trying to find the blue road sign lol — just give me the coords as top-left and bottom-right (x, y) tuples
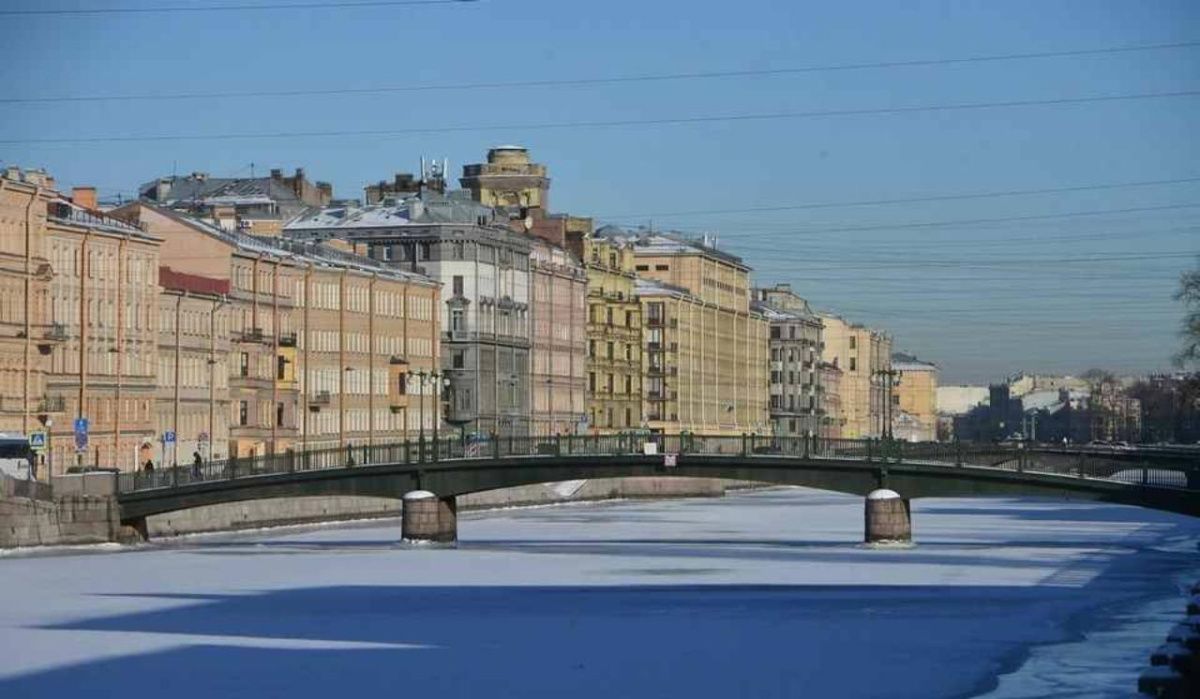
(29, 432), (47, 450)
(163, 431), (176, 444)
(74, 417), (89, 453)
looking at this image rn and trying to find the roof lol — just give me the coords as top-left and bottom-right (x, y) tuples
(139, 203), (439, 288)
(141, 176), (302, 214)
(892, 353), (937, 372)
(285, 190), (499, 232)
(48, 195), (159, 241)
(593, 224), (750, 270)
(751, 299), (820, 323)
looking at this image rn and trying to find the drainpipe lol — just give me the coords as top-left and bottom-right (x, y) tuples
(368, 273), (376, 448)
(338, 270), (346, 449)
(173, 291), (183, 466)
(115, 235), (125, 469)
(78, 230), (89, 468)
(302, 263), (312, 449)
(20, 181), (34, 442)
(271, 257), (279, 454)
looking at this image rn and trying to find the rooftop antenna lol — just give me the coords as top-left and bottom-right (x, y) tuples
(250, 162), (255, 178)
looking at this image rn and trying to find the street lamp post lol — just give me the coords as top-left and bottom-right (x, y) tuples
(409, 369), (427, 460)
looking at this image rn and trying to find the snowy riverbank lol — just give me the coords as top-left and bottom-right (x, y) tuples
(1, 487), (1196, 698)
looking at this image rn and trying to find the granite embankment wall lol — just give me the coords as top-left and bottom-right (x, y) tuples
(3, 474), (740, 546)
(145, 477), (733, 537)
(0, 474), (123, 548)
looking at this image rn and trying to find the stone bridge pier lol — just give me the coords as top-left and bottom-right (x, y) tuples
(401, 490), (458, 545)
(865, 489), (912, 545)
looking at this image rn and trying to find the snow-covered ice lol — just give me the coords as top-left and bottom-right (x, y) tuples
(1, 487), (1197, 698)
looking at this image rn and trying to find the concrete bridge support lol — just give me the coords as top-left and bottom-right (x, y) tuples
(865, 489), (912, 545)
(401, 491), (457, 545)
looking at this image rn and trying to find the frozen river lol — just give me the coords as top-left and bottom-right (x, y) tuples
(1, 487), (1198, 698)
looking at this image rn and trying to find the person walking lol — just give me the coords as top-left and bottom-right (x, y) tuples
(192, 450), (203, 479)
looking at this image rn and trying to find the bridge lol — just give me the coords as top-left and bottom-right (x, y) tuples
(116, 434), (1200, 544)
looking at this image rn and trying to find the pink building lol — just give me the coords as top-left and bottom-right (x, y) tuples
(528, 237), (587, 435)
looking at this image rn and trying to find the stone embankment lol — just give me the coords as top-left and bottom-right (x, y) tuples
(2, 474), (733, 547)
(1138, 579), (1200, 697)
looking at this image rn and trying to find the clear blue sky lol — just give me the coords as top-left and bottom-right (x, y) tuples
(1, 0), (1197, 383)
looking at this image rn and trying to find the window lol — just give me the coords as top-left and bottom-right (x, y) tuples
(452, 350), (465, 369)
(450, 308), (464, 333)
(655, 264), (669, 271)
(276, 402), (285, 427)
(277, 355), (287, 380)
(770, 327), (781, 339)
(418, 242), (431, 260)
(635, 264), (649, 272)
(606, 342), (614, 360)
(588, 339), (596, 357)
(609, 252), (617, 267)
(606, 374), (614, 393)
(625, 344), (632, 362)
(452, 240), (465, 260)
(238, 401), (248, 426)
(625, 407), (632, 427)
(452, 275), (463, 296)
(624, 375), (632, 394)
(588, 372), (596, 392)
(239, 352), (249, 377)
(606, 308), (613, 326)
(398, 374), (407, 395)
(849, 357), (857, 372)
(892, 394), (900, 405)
(849, 336), (857, 350)
(625, 311), (634, 327)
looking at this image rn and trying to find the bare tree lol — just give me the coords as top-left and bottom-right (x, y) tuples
(1176, 261), (1200, 368)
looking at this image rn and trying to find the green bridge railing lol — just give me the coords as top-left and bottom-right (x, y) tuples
(117, 434), (1197, 495)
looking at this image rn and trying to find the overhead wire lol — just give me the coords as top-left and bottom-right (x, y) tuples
(3, 89), (1197, 145)
(0, 0), (478, 17)
(2, 39), (1195, 103)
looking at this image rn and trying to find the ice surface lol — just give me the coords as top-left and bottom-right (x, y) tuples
(0, 488), (1197, 698)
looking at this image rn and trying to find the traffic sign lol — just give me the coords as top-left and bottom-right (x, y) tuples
(74, 418), (89, 453)
(163, 430), (176, 444)
(29, 431), (47, 452)
(663, 453), (677, 468)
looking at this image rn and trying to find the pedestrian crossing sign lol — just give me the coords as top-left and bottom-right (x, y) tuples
(29, 431), (47, 451)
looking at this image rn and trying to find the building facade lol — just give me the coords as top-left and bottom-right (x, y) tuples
(818, 361), (843, 439)
(582, 235), (643, 433)
(752, 284), (823, 437)
(286, 192), (531, 437)
(528, 237), (587, 435)
(820, 314), (893, 438)
(156, 268), (232, 466)
(459, 146), (550, 212)
(891, 354), (939, 442)
(116, 202), (440, 458)
(595, 227), (768, 436)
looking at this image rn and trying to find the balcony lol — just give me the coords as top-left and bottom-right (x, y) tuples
(37, 323), (68, 354)
(236, 327), (265, 344)
(308, 391), (331, 411)
(278, 331), (298, 347)
(37, 396), (66, 414)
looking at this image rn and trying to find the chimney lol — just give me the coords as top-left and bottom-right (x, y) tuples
(71, 186), (98, 211)
(270, 168), (282, 179)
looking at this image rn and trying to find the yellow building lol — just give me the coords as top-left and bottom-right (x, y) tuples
(820, 314), (892, 438)
(596, 228), (768, 436)
(582, 235), (643, 433)
(459, 146), (550, 211)
(892, 354), (939, 442)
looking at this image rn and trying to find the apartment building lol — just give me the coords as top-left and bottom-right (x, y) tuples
(582, 235), (643, 433)
(891, 353), (939, 442)
(820, 314), (893, 438)
(752, 284), (823, 437)
(286, 190), (531, 437)
(818, 361), (844, 439)
(115, 202), (440, 457)
(155, 268), (232, 465)
(595, 227), (768, 436)
(138, 167), (333, 236)
(528, 237), (587, 435)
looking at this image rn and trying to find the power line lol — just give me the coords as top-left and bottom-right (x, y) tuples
(597, 176), (1200, 221)
(4, 89), (1197, 145)
(3, 40), (1196, 104)
(684, 203), (1200, 243)
(0, 0), (477, 17)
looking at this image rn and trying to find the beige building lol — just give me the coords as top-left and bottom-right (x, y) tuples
(114, 202), (441, 457)
(818, 361), (844, 439)
(820, 314), (892, 438)
(891, 354), (939, 442)
(460, 146), (550, 211)
(582, 235), (643, 433)
(155, 268), (232, 466)
(0, 168), (57, 445)
(597, 227), (768, 436)
(528, 237), (587, 435)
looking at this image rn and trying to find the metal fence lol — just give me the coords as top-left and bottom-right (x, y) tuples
(116, 434), (1198, 495)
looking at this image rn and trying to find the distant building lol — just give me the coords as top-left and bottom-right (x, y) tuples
(891, 353), (938, 442)
(752, 284), (823, 437)
(818, 361), (844, 439)
(460, 145), (550, 212)
(528, 237), (587, 436)
(138, 167), (333, 236)
(819, 314), (892, 438)
(1007, 372), (1089, 398)
(936, 385), (989, 416)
